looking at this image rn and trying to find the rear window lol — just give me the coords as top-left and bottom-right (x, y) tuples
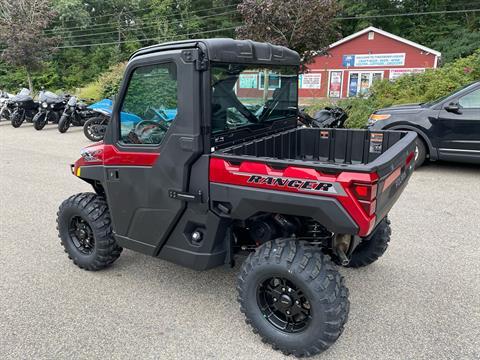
(211, 64), (298, 134)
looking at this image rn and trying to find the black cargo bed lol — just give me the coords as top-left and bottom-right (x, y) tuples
(213, 128), (417, 177)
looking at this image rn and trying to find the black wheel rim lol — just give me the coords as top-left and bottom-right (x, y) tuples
(257, 276), (312, 333)
(68, 216), (95, 255)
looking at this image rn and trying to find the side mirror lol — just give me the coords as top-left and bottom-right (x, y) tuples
(445, 102), (461, 113)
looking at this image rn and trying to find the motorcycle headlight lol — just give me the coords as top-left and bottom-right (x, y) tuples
(50, 104), (55, 109)
(42, 102), (48, 108)
(368, 113), (391, 125)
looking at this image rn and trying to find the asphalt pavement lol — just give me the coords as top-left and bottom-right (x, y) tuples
(0, 122), (479, 359)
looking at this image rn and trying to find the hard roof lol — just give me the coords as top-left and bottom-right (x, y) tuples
(130, 38), (300, 66)
(328, 26), (441, 57)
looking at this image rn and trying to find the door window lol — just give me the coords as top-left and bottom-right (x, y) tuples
(119, 63), (178, 145)
(458, 89), (480, 108)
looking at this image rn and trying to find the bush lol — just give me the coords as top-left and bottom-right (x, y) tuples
(307, 49), (480, 128)
(98, 62), (127, 99)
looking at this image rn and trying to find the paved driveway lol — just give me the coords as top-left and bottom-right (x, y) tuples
(0, 122), (479, 359)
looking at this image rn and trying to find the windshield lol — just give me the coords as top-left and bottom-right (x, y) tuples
(211, 63), (298, 134)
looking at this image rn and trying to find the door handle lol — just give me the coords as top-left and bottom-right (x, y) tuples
(107, 169), (120, 181)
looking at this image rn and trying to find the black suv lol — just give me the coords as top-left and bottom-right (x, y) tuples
(368, 81), (480, 167)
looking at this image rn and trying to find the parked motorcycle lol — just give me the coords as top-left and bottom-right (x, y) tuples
(298, 106), (348, 129)
(82, 99), (112, 141)
(32, 90), (68, 130)
(0, 90), (13, 121)
(10, 89), (39, 128)
(58, 96), (96, 133)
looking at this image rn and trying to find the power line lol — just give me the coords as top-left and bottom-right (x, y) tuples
(44, 4), (237, 34)
(55, 25), (240, 49)
(335, 8), (480, 20)
(52, 10), (238, 42)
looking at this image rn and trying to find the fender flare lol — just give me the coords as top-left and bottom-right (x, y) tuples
(386, 124), (438, 160)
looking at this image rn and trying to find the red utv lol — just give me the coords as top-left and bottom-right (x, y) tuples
(57, 39), (416, 357)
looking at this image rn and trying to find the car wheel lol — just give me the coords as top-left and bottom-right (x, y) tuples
(414, 137), (427, 169)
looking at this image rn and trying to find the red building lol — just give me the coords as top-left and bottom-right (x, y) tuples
(298, 26), (441, 101)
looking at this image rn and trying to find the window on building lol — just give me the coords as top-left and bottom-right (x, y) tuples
(259, 71), (281, 90)
(368, 31), (375, 40)
(348, 71), (383, 97)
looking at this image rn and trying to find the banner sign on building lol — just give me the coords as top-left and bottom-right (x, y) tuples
(389, 68), (425, 80)
(299, 73), (321, 89)
(239, 73), (258, 88)
(329, 71), (342, 98)
(342, 53), (406, 67)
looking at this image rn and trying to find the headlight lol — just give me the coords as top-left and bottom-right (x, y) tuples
(368, 113), (391, 125)
(51, 104), (55, 108)
(42, 102), (48, 108)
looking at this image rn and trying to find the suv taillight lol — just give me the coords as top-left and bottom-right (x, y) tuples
(352, 183), (377, 216)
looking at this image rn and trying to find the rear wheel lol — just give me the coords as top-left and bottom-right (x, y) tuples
(238, 239), (349, 357)
(57, 193), (122, 270)
(346, 217), (391, 268)
(83, 116), (107, 141)
(58, 114), (71, 133)
(33, 112), (47, 130)
(414, 137), (427, 169)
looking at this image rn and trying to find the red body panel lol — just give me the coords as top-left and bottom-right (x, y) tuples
(209, 157), (378, 236)
(73, 143), (159, 173)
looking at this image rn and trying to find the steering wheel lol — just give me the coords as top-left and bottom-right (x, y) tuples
(134, 119), (169, 137)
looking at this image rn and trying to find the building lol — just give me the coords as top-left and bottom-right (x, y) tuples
(298, 26), (441, 101)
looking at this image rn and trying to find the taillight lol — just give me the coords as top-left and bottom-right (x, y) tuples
(352, 182), (377, 216)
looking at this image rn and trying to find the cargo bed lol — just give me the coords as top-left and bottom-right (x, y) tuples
(213, 127), (417, 177)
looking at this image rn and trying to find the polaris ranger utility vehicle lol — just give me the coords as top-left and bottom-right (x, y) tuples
(57, 39), (416, 357)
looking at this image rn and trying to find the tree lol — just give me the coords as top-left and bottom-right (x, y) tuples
(0, 0), (58, 91)
(236, 0), (341, 63)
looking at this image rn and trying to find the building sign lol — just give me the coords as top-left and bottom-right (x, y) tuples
(389, 68), (425, 80)
(239, 73), (258, 88)
(329, 71), (342, 98)
(299, 73), (321, 89)
(342, 53), (406, 67)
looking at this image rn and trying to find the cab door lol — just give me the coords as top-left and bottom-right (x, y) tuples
(104, 49), (203, 255)
(435, 87), (480, 162)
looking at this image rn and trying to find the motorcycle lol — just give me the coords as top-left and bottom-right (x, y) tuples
(82, 99), (113, 142)
(58, 96), (97, 133)
(0, 90), (14, 121)
(298, 106), (348, 129)
(10, 88), (39, 128)
(32, 90), (68, 130)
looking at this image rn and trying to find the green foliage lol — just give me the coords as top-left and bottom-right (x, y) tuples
(308, 50), (480, 128)
(97, 62), (127, 99)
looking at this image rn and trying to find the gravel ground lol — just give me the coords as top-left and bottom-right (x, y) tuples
(0, 122), (479, 360)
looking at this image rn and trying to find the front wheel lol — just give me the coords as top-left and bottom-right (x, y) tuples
(58, 114), (71, 133)
(414, 137), (427, 169)
(238, 239), (349, 357)
(33, 112), (47, 130)
(57, 193), (123, 270)
(0, 106), (11, 121)
(10, 110), (24, 128)
(83, 116), (108, 142)
(346, 217), (391, 268)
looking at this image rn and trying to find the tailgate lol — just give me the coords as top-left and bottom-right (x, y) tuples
(372, 131), (416, 224)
